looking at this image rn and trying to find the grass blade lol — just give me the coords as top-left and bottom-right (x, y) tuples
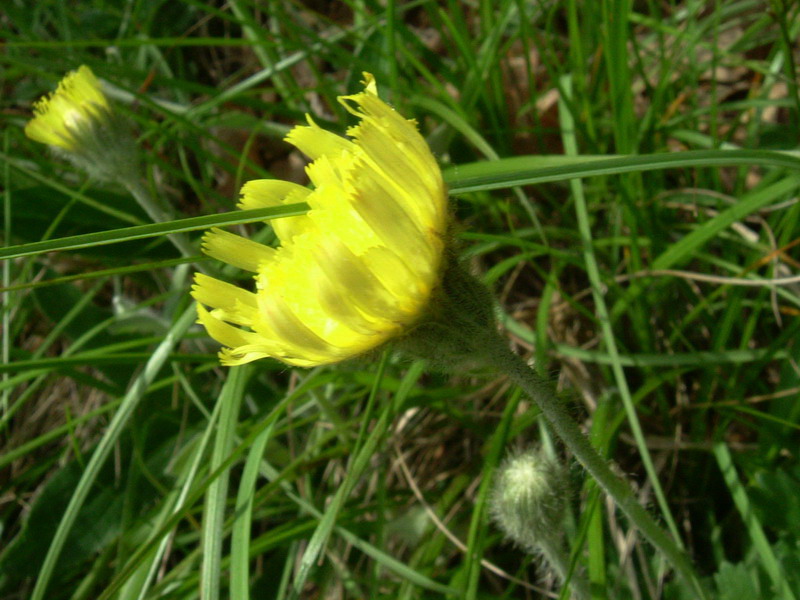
(0, 203), (309, 260)
(201, 365), (250, 600)
(29, 304), (197, 600)
(713, 442), (796, 600)
(444, 150), (800, 193)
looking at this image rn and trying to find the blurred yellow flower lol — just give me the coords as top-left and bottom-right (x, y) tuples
(192, 73), (447, 366)
(25, 65), (111, 150)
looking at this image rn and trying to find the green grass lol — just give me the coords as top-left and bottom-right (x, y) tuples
(2, 1), (800, 598)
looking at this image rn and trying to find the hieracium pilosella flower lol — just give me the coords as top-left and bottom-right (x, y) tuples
(192, 74), (448, 366)
(25, 65), (137, 181)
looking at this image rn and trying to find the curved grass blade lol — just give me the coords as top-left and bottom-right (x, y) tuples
(230, 419), (275, 600)
(444, 149), (800, 194)
(0, 203), (309, 260)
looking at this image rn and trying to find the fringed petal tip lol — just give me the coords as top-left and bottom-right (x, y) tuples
(31, 66), (106, 115)
(360, 72), (377, 95)
(25, 65), (110, 150)
(218, 347), (269, 366)
(220, 349), (319, 368)
(285, 118), (355, 162)
(338, 72), (381, 117)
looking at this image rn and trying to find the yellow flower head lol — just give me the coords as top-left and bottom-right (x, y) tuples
(25, 65), (111, 151)
(192, 73), (448, 366)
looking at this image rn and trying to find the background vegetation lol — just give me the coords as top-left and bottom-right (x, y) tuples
(2, 0), (800, 598)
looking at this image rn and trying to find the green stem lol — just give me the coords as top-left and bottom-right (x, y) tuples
(537, 533), (589, 600)
(485, 344), (708, 600)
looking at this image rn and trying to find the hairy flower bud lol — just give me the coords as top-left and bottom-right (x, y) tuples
(25, 65), (137, 182)
(490, 447), (568, 552)
(490, 447), (589, 598)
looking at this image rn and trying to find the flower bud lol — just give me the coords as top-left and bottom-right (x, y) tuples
(25, 65), (138, 182)
(490, 447), (568, 554)
(490, 447), (590, 598)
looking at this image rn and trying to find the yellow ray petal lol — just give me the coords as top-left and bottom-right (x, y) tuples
(256, 291), (340, 360)
(349, 121), (443, 228)
(313, 237), (406, 324)
(238, 179), (311, 209)
(284, 115), (356, 161)
(191, 273), (258, 326)
(197, 303), (263, 349)
(238, 179), (313, 242)
(343, 163), (440, 273)
(201, 228), (276, 272)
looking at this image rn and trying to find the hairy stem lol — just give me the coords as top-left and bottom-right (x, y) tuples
(484, 343), (708, 599)
(536, 532), (589, 600)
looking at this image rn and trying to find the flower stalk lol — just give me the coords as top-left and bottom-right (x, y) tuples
(481, 341), (708, 599)
(400, 258), (707, 598)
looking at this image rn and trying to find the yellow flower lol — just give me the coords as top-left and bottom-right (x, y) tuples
(192, 73), (448, 366)
(25, 65), (111, 150)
